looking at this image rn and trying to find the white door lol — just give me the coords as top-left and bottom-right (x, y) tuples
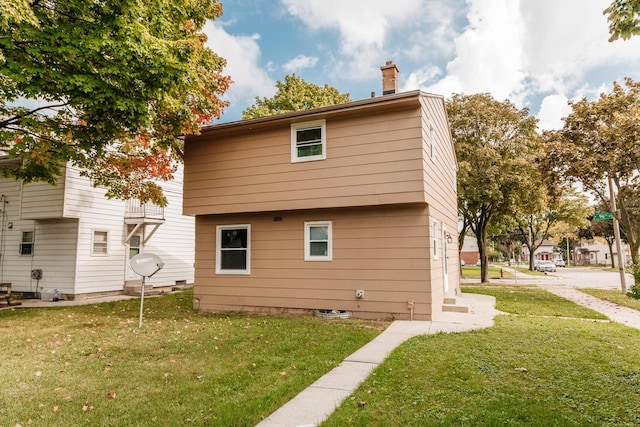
(126, 233), (142, 280)
(442, 226), (449, 294)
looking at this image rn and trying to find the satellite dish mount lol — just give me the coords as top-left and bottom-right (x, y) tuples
(130, 253), (164, 327)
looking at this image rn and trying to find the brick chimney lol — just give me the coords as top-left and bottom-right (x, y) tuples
(380, 61), (399, 95)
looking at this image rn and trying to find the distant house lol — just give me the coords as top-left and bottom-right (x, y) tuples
(521, 240), (557, 262)
(183, 62), (460, 321)
(460, 235), (480, 265)
(574, 239), (631, 266)
(0, 164), (194, 300)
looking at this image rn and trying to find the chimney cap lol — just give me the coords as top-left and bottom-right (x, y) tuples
(380, 60), (399, 71)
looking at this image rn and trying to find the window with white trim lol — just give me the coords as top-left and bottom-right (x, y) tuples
(291, 120), (326, 163)
(432, 220), (438, 259)
(20, 231), (34, 256)
(304, 221), (332, 261)
(216, 225), (251, 274)
(92, 230), (109, 256)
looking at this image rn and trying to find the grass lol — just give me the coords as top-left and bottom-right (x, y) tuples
(0, 289), (387, 426)
(323, 285), (640, 426)
(580, 288), (640, 311)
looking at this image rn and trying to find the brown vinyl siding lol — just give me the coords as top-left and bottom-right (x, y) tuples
(184, 104), (426, 215)
(194, 205), (435, 320)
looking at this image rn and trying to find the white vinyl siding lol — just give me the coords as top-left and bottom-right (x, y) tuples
(304, 221), (332, 261)
(291, 120), (326, 163)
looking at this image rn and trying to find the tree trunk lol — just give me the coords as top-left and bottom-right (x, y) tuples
(476, 228), (489, 283)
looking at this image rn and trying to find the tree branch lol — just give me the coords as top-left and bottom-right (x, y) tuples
(0, 103), (69, 129)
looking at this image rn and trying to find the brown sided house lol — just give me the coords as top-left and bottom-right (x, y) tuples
(183, 64), (460, 320)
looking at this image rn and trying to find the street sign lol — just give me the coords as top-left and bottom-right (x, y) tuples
(593, 213), (613, 220)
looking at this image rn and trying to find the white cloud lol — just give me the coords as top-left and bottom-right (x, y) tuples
(536, 94), (571, 131)
(203, 21), (275, 108)
(280, 0), (423, 79)
(416, 0), (640, 128)
(424, 0), (528, 102)
(282, 55), (319, 73)
(402, 66), (442, 92)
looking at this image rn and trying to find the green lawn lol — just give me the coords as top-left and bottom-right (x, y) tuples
(323, 286), (640, 426)
(0, 290), (386, 426)
(580, 288), (640, 311)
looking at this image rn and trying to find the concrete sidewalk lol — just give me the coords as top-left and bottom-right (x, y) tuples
(540, 285), (640, 330)
(257, 293), (500, 427)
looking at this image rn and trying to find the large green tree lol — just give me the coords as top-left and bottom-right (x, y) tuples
(0, 0), (231, 205)
(604, 0), (640, 41)
(243, 74), (351, 119)
(448, 93), (539, 282)
(543, 78), (640, 264)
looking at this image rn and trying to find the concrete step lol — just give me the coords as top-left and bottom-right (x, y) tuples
(442, 303), (469, 313)
(123, 283), (161, 297)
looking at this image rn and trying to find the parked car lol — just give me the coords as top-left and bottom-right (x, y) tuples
(554, 259), (566, 267)
(476, 259), (482, 266)
(460, 260), (466, 266)
(537, 260), (557, 272)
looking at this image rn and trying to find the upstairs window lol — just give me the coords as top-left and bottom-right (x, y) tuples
(216, 225), (251, 274)
(20, 231), (34, 256)
(291, 120), (326, 163)
(304, 221), (332, 261)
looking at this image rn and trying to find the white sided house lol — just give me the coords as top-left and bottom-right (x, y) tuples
(0, 164), (194, 300)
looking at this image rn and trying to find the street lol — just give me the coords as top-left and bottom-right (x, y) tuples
(484, 265), (634, 290)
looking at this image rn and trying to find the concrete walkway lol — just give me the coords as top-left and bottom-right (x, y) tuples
(257, 293), (500, 427)
(540, 285), (640, 330)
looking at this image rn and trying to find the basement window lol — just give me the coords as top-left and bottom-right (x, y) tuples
(304, 221), (332, 261)
(291, 120), (326, 162)
(216, 225), (251, 274)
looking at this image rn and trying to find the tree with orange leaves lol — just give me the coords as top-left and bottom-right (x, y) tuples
(0, 0), (231, 205)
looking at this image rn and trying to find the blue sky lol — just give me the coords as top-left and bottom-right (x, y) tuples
(205, 0), (640, 130)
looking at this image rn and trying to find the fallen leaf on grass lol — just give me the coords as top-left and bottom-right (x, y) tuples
(279, 371), (287, 376)
(34, 371), (42, 377)
(514, 367), (528, 372)
(106, 390), (116, 398)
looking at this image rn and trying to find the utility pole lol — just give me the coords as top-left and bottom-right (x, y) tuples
(608, 175), (627, 293)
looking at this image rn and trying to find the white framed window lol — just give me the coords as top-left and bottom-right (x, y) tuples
(20, 231), (34, 256)
(291, 120), (326, 163)
(92, 230), (109, 256)
(432, 220), (439, 259)
(216, 225), (251, 274)
(304, 221), (332, 261)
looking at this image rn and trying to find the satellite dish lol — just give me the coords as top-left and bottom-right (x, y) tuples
(130, 253), (164, 277)
(129, 253), (164, 328)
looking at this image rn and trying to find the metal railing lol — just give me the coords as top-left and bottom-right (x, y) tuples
(125, 200), (165, 219)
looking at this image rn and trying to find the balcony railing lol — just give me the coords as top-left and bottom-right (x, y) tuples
(125, 200), (165, 220)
